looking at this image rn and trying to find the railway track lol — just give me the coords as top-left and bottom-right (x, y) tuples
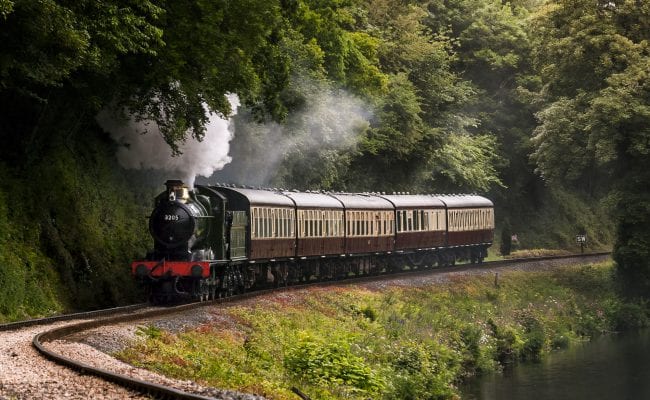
(28, 252), (609, 400)
(0, 303), (150, 332)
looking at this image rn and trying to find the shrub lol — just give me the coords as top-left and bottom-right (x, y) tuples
(613, 302), (649, 330)
(284, 332), (384, 395)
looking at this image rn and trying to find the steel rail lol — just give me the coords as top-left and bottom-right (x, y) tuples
(0, 303), (150, 332)
(32, 251), (611, 400)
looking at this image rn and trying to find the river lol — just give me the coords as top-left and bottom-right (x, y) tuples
(460, 330), (650, 400)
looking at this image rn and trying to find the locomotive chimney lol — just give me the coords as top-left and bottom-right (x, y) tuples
(165, 180), (190, 202)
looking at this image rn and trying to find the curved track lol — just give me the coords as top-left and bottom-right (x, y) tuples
(0, 303), (149, 332)
(32, 252), (610, 400)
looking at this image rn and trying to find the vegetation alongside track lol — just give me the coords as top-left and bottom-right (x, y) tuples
(117, 261), (648, 400)
(0, 137), (151, 322)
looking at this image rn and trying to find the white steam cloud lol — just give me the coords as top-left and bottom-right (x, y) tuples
(215, 86), (372, 186)
(98, 94), (240, 188)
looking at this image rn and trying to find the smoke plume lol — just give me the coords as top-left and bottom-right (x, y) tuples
(213, 83), (372, 187)
(98, 94), (240, 188)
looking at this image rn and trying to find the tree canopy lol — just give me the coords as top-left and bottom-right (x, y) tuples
(0, 0), (648, 298)
(530, 0), (650, 294)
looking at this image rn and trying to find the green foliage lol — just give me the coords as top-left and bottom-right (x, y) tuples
(136, 325), (163, 340)
(0, 167), (63, 321)
(530, 0), (650, 294)
(284, 332), (384, 395)
(0, 0), (163, 91)
(386, 340), (461, 400)
(0, 128), (150, 320)
(429, 133), (504, 192)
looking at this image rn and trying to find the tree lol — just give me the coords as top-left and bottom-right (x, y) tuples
(530, 0), (650, 296)
(0, 0), (299, 156)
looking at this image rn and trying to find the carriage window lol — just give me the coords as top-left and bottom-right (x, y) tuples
(323, 211), (328, 237)
(309, 211), (314, 237)
(282, 209), (287, 237)
(334, 213), (339, 237)
(288, 210), (293, 237)
(357, 211), (365, 236)
(348, 212), (352, 236)
(396, 211), (402, 233)
(318, 213), (322, 237)
(288, 210), (292, 237)
(450, 211), (454, 231)
(367, 212), (371, 236)
(356, 211), (361, 236)
(357, 211), (364, 236)
(272, 209), (277, 237)
(250, 208), (254, 238)
(324, 211), (328, 237)
(260, 208), (264, 237)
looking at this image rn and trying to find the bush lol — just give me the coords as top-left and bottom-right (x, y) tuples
(284, 332), (384, 395)
(613, 303), (649, 330)
(387, 341), (460, 400)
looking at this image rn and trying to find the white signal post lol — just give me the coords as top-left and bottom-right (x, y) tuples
(576, 234), (587, 254)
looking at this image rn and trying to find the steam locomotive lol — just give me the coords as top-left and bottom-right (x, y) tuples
(132, 180), (494, 302)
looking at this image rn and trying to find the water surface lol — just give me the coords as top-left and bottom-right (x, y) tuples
(460, 330), (650, 400)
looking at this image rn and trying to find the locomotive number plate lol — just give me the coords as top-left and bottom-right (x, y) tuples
(164, 214), (180, 221)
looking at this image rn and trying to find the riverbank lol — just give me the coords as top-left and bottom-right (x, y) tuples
(116, 260), (648, 399)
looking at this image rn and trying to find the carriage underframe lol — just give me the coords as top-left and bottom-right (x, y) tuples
(142, 244), (489, 303)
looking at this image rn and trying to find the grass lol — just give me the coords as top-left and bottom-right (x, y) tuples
(116, 261), (649, 399)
